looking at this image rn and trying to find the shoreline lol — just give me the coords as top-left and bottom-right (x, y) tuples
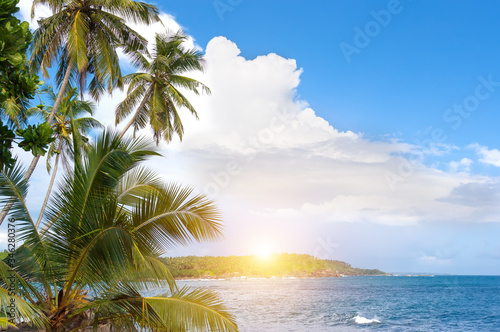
(174, 273), (450, 281)
(175, 273), (390, 281)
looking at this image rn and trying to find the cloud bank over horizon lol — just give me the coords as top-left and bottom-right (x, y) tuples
(147, 36), (500, 226)
(11, 2), (500, 274)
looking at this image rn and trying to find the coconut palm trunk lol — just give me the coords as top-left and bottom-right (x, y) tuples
(0, 62), (74, 226)
(47, 62), (74, 124)
(118, 89), (152, 139)
(11, 0), (160, 228)
(115, 32), (210, 144)
(0, 130), (239, 331)
(35, 140), (62, 229)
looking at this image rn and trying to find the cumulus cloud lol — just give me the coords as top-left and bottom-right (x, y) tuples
(440, 181), (500, 208)
(18, 0), (51, 28)
(167, 37), (413, 163)
(261, 195), (422, 226)
(125, 13), (197, 51)
(131, 36), (497, 228)
(469, 143), (500, 167)
(15, 2), (500, 271)
(61, 33), (496, 229)
(449, 158), (473, 173)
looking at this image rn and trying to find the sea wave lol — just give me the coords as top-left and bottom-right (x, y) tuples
(353, 315), (381, 324)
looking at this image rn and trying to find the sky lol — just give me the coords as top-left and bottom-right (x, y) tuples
(8, 0), (500, 275)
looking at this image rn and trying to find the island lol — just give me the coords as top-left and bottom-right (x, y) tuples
(160, 253), (386, 279)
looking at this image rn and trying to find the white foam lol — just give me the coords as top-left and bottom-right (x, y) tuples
(353, 315), (380, 324)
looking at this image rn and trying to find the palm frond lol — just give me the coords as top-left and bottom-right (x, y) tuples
(117, 30), (209, 142)
(115, 84), (148, 125)
(80, 285), (238, 331)
(130, 183), (224, 255)
(145, 286), (238, 332)
(0, 287), (47, 329)
(104, 0), (160, 24)
(170, 75), (211, 95)
(73, 117), (103, 132)
(0, 259), (43, 305)
(116, 167), (163, 206)
(0, 163), (55, 298)
(45, 130), (158, 236)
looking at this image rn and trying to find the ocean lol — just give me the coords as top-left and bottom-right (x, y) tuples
(175, 276), (500, 331)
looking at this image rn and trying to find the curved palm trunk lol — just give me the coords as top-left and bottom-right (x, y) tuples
(0, 62), (74, 226)
(35, 141), (62, 229)
(118, 89), (151, 139)
(48, 62), (75, 124)
(118, 113), (138, 139)
(69, 110), (83, 174)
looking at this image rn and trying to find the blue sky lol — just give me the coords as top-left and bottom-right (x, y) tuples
(165, 0), (500, 146)
(154, 0), (500, 274)
(161, 0), (500, 177)
(12, 0), (500, 275)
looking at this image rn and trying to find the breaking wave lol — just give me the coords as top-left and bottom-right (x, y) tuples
(353, 315), (381, 324)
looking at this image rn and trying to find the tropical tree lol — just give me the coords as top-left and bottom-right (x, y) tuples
(0, 0), (52, 172)
(0, 0), (40, 128)
(0, 0), (161, 226)
(0, 130), (238, 331)
(30, 0), (160, 121)
(32, 86), (102, 229)
(116, 31), (210, 143)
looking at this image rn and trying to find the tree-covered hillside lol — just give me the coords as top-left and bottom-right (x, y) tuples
(160, 254), (386, 279)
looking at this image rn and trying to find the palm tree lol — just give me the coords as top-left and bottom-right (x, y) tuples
(116, 31), (210, 143)
(25, 0), (159, 175)
(0, 130), (238, 331)
(30, 0), (160, 113)
(33, 87), (102, 229)
(0, 0), (160, 226)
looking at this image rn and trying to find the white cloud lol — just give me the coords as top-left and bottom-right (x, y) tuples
(18, 2), (500, 229)
(17, 3), (500, 272)
(132, 36), (497, 227)
(157, 37), (414, 165)
(0, 232), (7, 244)
(262, 195), (422, 226)
(419, 255), (453, 266)
(469, 143), (500, 167)
(449, 158), (473, 173)
(118, 13), (199, 68)
(18, 0), (51, 28)
(126, 13), (195, 50)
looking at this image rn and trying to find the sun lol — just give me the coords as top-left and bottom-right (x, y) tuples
(256, 246), (274, 260)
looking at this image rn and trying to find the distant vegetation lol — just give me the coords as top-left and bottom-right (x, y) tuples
(160, 254), (386, 279)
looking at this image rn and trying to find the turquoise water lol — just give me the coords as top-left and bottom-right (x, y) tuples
(175, 276), (500, 331)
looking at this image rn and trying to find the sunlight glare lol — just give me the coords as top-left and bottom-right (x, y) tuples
(256, 246), (274, 260)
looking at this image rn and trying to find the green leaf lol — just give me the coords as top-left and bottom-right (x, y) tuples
(16, 123), (55, 157)
(0, 119), (16, 169)
(7, 53), (23, 66)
